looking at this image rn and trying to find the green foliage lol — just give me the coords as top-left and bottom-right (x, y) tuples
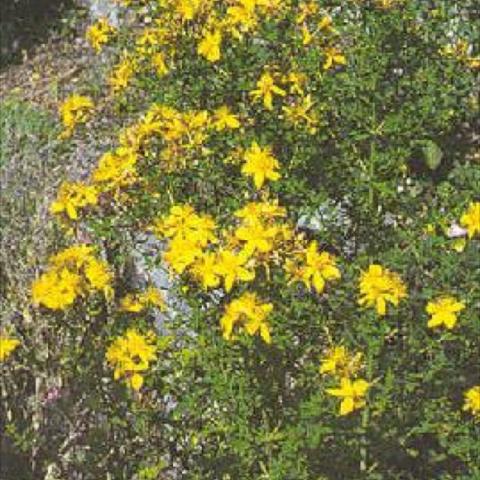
(2, 1), (479, 479)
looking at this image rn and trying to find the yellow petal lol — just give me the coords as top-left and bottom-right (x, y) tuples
(339, 397), (355, 415)
(260, 323), (271, 344)
(130, 373), (144, 391)
(376, 297), (387, 315)
(313, 274), (325, 294)
(66, 203), (78, 220)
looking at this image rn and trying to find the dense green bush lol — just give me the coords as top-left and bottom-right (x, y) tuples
(1, 1), (479, 479)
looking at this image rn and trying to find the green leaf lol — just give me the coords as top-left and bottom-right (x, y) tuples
(421, 140), (443, 170)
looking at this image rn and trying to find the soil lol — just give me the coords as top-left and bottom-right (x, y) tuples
(0, 5), (96, 112)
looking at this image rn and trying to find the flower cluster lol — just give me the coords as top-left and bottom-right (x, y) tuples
(58, 94), (94, 138)
(358, 264), (408, 316)
(32, 245), (113, 310)
(27, 0), (479, 428)
(109, 54), (137, 93)
(152, 204), (218, 275)
(321, 345), (369, 416)
(120, 286), (166, 313)
(91, 147), (139, 193)
(106, 328), (157, 390)
(440, 40), (480, 70)
(50, 181), (98, 221)
(294, 4), (346, 70)
(82, 1), (324, 141)
(86, 18), (116, 53)
(93, 0), (289, 99)
(118, 102), (239, 173)
(151, 195), (343, 344)
(220, 292), (273, 344)
(285, 240), (341, 294)
(249, 69), (320, 133)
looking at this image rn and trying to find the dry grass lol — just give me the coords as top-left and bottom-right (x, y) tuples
(0, 99), (62, 320)
(0, 5), (125, 326)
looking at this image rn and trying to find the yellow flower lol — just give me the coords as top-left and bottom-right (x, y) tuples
(234, 200), (286, 222)
(190, 252), (221, 290)
(136, 27), (162, 54)
(84, 257), (113, 296)
(32, 268), (82, 310)
(175, 0), (202, 21)
(198, 30), (222, 63)
(215, 249), (255, 292)
(323, 46), (347, 70)
(154, 205), (219, 275)
(283, 71), (308, 95)
(226, 2), (257, 35)
(120, 294), (144, 313)
(463, 385), (480, 419)
(0, 336), (20, 362)
(375, 0), (398, 8)
(318, 15), (336, 34)
(326, 377), (370, 416)
(152, 204), (217, 247)
(235, 220), (280, 257)
(424, 223), (435, 234)
(49, 244), (95, 269)
(59, 94), (94, 139)
(460, 202), (480, 238)
(250, 72), (286, 110)
(320, 346), (363, 378)
(86, 18), (116, 53)
(91, 147), (138, 191)
(282, 94), (318, 133)
(295, 1), (318, 24)
(241, 141), (281, 189)
(358, 264), (407, 315)
(212, 106), (240, 131)
(285, 241), (341, 294)
(151, 52), (169, 77)
(106, 328), (157, 391)
(140, 287), (165, 309)
(109, 55), (137, 93)
(440, 40), (469, 60)
(466, 57), (480, 70)
(220, 292), (273, 344)
(301, 25), (313, 45)
(121, 287), (166, 312)
(50, 181), (98, 220)
(163, 237), (204, 274)
(426, 296), (465, 330)
(32, 245), (113, 310)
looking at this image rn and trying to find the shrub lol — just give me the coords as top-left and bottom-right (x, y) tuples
(2, 1), (479, 479)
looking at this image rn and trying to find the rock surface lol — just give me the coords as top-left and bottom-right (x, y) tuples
(76, 0), (121, 25)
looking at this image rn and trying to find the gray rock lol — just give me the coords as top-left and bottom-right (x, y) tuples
(77, 0), (121, 26)
(297, 199), (352, 233)
(296, 198), (357, 256)
(130, 233), (190, 335)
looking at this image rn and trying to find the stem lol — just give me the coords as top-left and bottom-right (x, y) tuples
(359, 403), (369, 473)
(360, 343), (375, 475)
(368, 104), (377, 209)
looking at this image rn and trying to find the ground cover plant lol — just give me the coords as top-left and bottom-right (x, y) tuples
(1, 1), (479, 479)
